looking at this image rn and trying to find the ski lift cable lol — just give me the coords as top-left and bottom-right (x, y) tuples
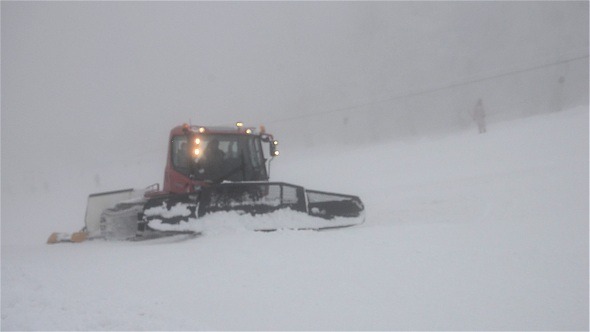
(264, 54), (589, 124)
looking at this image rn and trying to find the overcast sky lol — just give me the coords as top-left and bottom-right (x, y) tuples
(2, 1), (588, 231)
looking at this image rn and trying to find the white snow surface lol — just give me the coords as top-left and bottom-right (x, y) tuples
(2, 107), (588, 331)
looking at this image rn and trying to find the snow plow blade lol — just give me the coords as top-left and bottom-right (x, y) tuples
(141, 182), (365, 232)
(47, 187), (151, 244)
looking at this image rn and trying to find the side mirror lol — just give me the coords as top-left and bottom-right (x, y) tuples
(270, 140), (279, 157)
(261, 134), (279, 157)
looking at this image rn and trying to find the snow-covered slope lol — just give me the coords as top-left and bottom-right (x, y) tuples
(2, 107), (588, 330)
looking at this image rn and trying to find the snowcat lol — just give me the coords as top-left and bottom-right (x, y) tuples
(48, 123), (364, 243)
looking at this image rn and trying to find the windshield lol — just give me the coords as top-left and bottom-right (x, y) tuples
(171, 134), (267, 182)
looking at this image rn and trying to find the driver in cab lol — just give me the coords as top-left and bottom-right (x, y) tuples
(199, 139), (225, 179)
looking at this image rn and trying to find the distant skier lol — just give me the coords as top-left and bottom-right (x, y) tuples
(472, 98), (487, 134)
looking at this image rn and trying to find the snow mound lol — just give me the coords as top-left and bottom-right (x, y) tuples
(147, 208), (365, 234)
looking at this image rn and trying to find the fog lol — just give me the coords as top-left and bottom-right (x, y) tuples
(2, 2), (588, 243)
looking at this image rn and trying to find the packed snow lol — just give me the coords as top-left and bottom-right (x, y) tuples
(2, 107), (588, 330)
(147, 209), (365, 234)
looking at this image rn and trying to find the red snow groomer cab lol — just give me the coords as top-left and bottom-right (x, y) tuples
(162, 123), (279, 193)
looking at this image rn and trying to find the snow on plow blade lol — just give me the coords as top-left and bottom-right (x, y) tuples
(144, 182), (365, 232)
